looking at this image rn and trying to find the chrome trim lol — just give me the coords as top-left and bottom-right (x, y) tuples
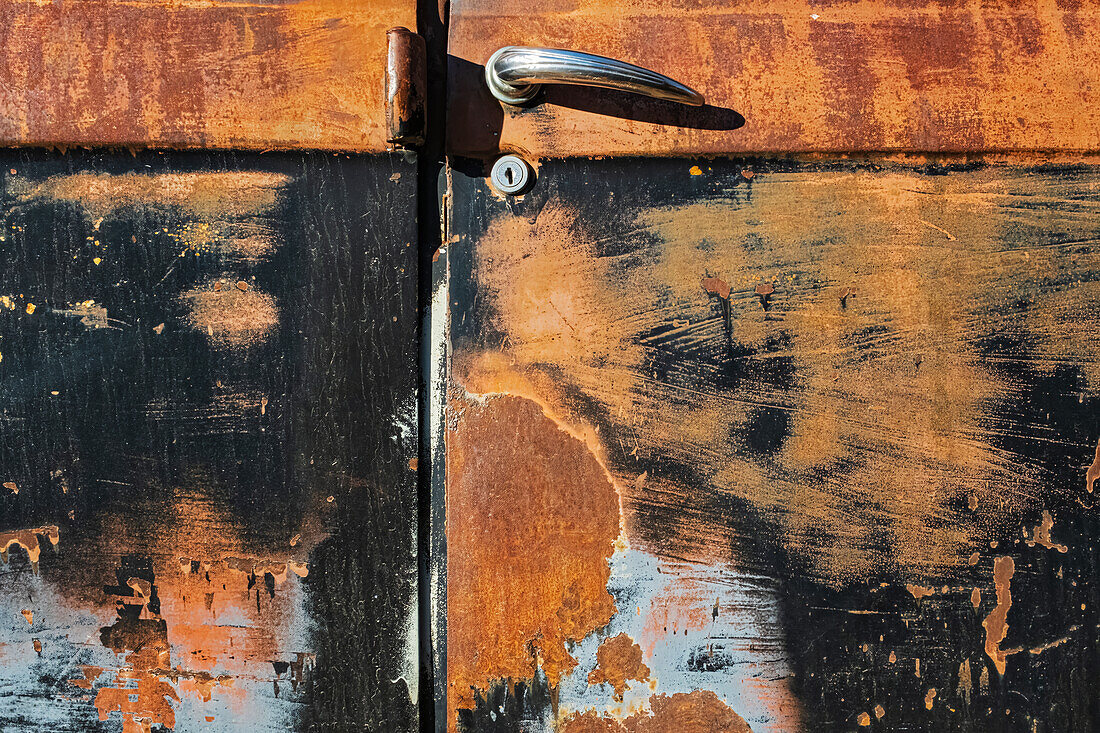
(485, 46), (704, 107)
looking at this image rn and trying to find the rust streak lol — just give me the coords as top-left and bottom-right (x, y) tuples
(982, 556), (1016, 676)
(1086, 436), (1100, 492)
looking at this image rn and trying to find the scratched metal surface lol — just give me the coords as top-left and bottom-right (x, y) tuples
(440, 158), (1100, 732)
(0, 151), (419, 731)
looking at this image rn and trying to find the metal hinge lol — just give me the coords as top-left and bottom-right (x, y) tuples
(386, 27), (428, 149)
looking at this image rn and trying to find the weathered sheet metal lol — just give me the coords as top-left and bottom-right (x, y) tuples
(0, 0), (415, 152)
(441, 158), (1100, 731)
(447, 0), (1100, 158)
(0, 151), (419, 731)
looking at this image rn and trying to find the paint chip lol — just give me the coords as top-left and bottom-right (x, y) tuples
(587, 633), (650, 701)
(1024, 510), (1068, 553)
(701, 275), (731, 300)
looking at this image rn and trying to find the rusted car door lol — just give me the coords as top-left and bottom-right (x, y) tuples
(0, 2), (422, 731)
(437, 2), (1100, 732)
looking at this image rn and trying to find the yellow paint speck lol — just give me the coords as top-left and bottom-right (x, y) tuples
(24, 303), (35, 314)
(857, 712), (870, 726)
(93, 257), (102, 265)
(689, 165), (703, 176)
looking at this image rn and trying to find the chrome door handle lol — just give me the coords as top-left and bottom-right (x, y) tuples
(485, 46), (704, 107)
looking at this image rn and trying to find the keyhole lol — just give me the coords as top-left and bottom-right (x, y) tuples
(491, 155), (532, 194)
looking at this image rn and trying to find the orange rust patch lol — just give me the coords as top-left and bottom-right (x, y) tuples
(982, 556), (1016, 675)
(1025, 510), (1068, 553)
(20, 609), (32, 624)
(630, 691), (753, 733)
(446, 393), (619, 730)
(0, 525), (60, 571)
(587, 633), (650, 701)
(3, 481), (17, 494)
(449, 1), (1100, 158)
(971, 588), (982, 610)
(874, 704), (885, 719)
(180, 286), (279, 348)
(924, 688), (937, 710)
(459, 174), (1049, 587)
(94, 672), (180, 732)
(560, 710), (625, 733)
(0, 0), (412, 151)
(560, 691), (753, 733)
(857, 712), (871, 726)
(95, 591), (177, 733)
(8, 171), (290, 222)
